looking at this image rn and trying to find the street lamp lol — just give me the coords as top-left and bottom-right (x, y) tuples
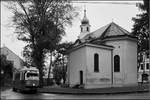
(1, 70), (4, 74)
(1, 70), (4, 86)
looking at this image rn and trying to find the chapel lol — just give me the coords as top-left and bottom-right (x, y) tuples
(67, 9), (138, 88)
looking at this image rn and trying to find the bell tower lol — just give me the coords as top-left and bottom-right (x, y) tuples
(78, 8), (91, 39)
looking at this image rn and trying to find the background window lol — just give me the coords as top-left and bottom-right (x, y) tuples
(87, 27), (89, 32)
(141, 64), (144, 70)
(94, 53), (99, 72)
(146, 63), (149, 69)
(114, 55), (120, 72)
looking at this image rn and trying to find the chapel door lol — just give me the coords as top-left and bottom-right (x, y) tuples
(79, 71), (83, 85)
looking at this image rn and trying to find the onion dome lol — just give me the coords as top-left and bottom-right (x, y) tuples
(81, 10), (89, 25)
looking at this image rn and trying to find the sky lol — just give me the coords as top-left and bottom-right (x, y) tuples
(1, 1), (143, 59)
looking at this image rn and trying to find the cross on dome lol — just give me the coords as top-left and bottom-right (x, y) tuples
(81, 7), (89, 25)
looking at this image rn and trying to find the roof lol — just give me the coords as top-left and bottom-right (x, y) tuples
(82, 22), (134, 41)
(0, 46), (24, 63)
(82, 23), (110, 40)
(67, 42), (114, 54)
(71, 22), (137, 53)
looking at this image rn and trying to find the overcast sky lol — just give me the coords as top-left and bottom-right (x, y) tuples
(1, 1), (142, 59)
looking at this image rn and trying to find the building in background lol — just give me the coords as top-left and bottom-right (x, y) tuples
(1, 46), (24, 70)
(138, 50), (150, 83)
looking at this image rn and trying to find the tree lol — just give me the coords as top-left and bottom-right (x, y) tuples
(0, 54), (13, 87)
(52, 42), (73, 85)
(56, 42), (73, 84)
(52, 63), (63, 85)
(22, 44), (33, 67)
(7, 0), (78, 86)
(132, 0), (149, 52)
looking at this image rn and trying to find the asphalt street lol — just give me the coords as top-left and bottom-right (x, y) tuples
(1, 89), (150, 99)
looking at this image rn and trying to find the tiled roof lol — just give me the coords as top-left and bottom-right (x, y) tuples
(82, 23), (110, 40)
(82, 22), (133, 41)
(0, 46), (24, 62)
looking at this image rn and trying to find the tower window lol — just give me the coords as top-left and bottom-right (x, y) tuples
(81, 27), (83, 32)
(87, 27), (89, 32)
(94, 53), (99, 72)
(114, 55), (120, 72)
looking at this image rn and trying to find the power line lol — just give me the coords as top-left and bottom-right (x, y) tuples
(71, 1), (139, 5)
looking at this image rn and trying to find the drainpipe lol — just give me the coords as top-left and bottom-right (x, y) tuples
(111, 50), (113, 87)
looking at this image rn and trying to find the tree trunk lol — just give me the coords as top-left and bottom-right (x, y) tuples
(47, 52), (52, 85)
(62, 56), (66, 84)
(33, 47), (44, 87)
(39, 67), (43, 87)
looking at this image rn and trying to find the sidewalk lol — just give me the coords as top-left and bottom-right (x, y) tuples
(38, 84), (150, 94)
(0, 86), (12, 92)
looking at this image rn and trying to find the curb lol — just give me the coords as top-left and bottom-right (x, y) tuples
(38, 85), (149, 94)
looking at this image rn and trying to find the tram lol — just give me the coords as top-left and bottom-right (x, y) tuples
(12, 67), (39, 92)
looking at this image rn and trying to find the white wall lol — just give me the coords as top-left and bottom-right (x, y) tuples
(106, 39), (137, 86)
(106, 40), (126, 85)
(124, 40), (137, 85)
(85, 46), (112, 88)
(67, 38), (138, 88)
(67, 47), (87, 86)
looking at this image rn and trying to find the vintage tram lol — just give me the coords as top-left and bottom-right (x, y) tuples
(12, 67), (39, 92)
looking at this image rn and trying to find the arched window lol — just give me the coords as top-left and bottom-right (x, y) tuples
(114, 55), (120, 72)
(81, 27), (83, 32)
(94, 53), (99, 72)
(87, 27), (89, 32)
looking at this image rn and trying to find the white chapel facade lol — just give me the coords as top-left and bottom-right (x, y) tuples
(67, 10), (138, 88)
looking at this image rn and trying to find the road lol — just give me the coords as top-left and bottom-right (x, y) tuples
(1, 89), (150, 99)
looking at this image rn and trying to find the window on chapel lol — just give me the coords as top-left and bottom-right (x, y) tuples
(114, 55), (120, 72)
(94, 53), (99, 72)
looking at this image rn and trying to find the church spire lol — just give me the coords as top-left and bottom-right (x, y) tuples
(78, 6), (91, 39)
(81, 6), (89, 25)
(84, 5), (86, 18)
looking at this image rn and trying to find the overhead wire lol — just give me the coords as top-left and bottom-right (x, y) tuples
(70, 1), (141, 5)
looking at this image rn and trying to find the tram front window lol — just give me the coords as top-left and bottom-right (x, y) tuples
(27, 73), (38, 77)
(25, 71), (39, 80)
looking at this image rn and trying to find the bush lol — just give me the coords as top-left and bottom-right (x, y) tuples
(72, 84), (80, 89)
(72, 84), (84, 89)
(43, 78), (54, 86)
(60, 84), (69, 88)
(1, 54), (13, 88)
(47, 78), (54, 86)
